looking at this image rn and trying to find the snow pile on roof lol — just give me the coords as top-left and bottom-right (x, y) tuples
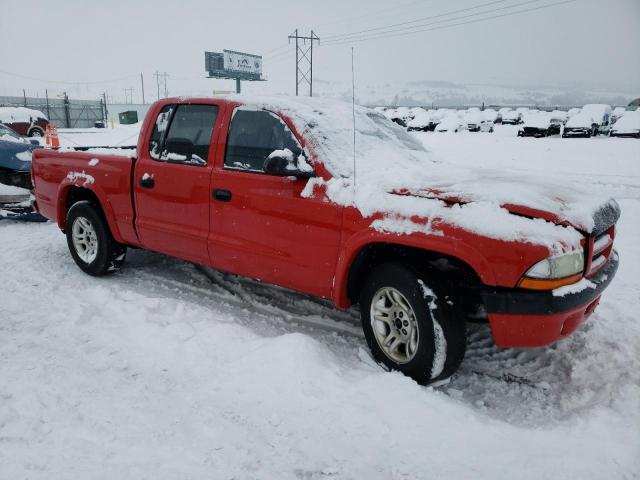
(231, 96), (614, 248)
(549, 110), (568, 122)
(502, 111), (520, 121)
(581, 104), (611, 118)
(464, 111), (484, 125)
(0, 106), (48, 123)
(435, 115), (464, 133)
(522, 112), (551, 129)
(566, 113), (595, 128)
(406, 109), (431, 128)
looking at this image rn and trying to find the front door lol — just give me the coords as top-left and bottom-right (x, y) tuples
(209, 108), (343, 299)
(134, 102), (222, 264)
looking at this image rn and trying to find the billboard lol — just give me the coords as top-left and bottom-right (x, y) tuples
(223, 50), (262, 76)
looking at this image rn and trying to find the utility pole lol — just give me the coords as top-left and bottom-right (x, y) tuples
(23, 89), (27, 106)
(288, 29), (320, 96)
(154, 71), (168, 99)
(102, 92), (108, 123)
(123, 88), (134, 104)
(140, 72), (145, 104)
(154, 71), (161, 100)
(45, 89), (50, 119)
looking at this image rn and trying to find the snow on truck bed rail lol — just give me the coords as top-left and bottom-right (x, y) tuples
(58, 146), (137, 158)
(231, 95), (614, 251)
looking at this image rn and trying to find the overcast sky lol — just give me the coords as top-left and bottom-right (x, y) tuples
(1, 0), (638, 102)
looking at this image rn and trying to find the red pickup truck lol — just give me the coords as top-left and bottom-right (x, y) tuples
(31, 96), (620, 384)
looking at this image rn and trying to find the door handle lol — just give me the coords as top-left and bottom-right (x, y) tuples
(139, 175), (155, 189)
(213, 189), (232, 202)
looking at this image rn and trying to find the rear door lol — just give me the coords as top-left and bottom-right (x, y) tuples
(209, 108), (343, 299)
(134, 102), (222, 264)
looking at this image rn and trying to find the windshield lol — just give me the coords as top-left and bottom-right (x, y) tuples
(0, 123), (22, 141)
(364, 112), (425, 152)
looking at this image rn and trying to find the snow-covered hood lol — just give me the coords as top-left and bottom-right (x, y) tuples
(394, 170), (617, 234)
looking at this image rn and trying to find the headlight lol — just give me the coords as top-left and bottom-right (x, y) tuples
(518, 251), (584, 290)
(525, 251), (584, 279)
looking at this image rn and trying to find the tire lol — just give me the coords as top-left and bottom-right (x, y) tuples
(28, 127), (44, 137)
(359, 263), (466, 385)
(65, 201), (126, 276)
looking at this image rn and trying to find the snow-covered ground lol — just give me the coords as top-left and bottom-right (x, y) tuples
(1, 129), (639, 479)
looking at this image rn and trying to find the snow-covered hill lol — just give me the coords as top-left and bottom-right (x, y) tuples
(306, 79), (637, 107)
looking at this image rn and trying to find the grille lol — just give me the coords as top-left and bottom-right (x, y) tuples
(586, 225), (615, 277)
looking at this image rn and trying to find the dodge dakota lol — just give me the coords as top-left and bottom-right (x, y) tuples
(31, 96), (620, 384)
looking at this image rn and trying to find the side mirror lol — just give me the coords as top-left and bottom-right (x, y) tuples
(264, 151), (314, 179)
(29, 139), (40, 146)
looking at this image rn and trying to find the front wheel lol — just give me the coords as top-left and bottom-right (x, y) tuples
(66, 201), (126, 276)
(360, 263), (466, 385)
(28, 127), (44, 137)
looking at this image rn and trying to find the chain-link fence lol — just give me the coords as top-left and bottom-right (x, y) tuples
(0, 95), (105, 128)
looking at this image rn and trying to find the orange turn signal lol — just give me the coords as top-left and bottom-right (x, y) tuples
(517, 273), (583, 291)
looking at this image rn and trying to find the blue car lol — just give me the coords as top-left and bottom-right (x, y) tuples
(0, 123), (46, 221)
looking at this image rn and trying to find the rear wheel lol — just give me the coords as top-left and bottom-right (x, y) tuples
(359, 263), (466, 385)
(28, 127), (44, 137)
(65, 201), (126, 276)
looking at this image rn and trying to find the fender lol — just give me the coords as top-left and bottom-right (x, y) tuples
(56, 179), (126, 245)
(332, 227), (497, 308)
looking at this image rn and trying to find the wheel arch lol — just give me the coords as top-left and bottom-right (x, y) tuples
(334, 234), (495, 309)
(57, 185), (124, 243)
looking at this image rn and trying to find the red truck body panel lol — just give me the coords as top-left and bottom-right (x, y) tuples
(31, 97), (619, 349)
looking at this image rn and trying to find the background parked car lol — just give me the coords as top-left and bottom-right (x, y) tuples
(549, 110), (568, 125)
(501, 110), (522, 124)
(517, 112), (561, 137)
(582, 104), (613, 135)
(406, 109), (433, 132)
(562, 112), (598, 137)
(0, 107), (50, 137)
(434, 114), (466, 133)
(483, 108), (499, 123)
(0, 123), (40, 190)
(383, 107), (414, 127)
(609, 110), (640, 138)
(464, 111), (493, 132)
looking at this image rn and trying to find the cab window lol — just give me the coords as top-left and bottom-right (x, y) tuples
(148, 104), (218, 165)
(224, 109), (302, 173)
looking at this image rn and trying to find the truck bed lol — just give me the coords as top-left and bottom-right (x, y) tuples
(32, 147), (139, 245)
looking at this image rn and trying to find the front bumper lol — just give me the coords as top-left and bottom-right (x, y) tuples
(562, 128), (591, 137)
(480, 251), (619, 347)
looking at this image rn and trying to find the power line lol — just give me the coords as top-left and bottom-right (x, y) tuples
(0, 69), (138, 86)
(323, 0), (576, 46)
(263, 44), (291, 57)
(322, 0), (516, 41)
(315, 0), (436, 30)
